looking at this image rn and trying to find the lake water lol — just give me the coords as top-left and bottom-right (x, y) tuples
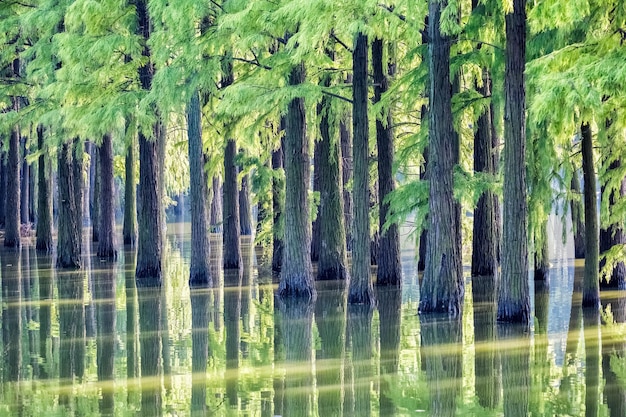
(0, 222), (625, 416)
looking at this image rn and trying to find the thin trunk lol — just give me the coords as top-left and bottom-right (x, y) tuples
(5, 124), (21, 247)
(97, 133), (117, 259)
(498, 0), (530, 323)
(36, 125), (53, 252)
(73, 140), (84, 245)
(239, 170), (253, 236)
(348, 33), (374, 305)
(419, 0), (463, 315)
(278, 62), (315, 299)
(311, 138), (321, 262)
(340, 110), (353, 252)
(0, 149), (6, 228)
(599, 159), (626, 290)
(272, 137), (285, 272)
(571, 168), (585, 259)
(57, 140), (81, 268)
(187, 90), (212, 286)
(21, 135), (30, 224)
(91, 145), (100, 242)
(581, 122), (599, 307)
(373, 38), (402, 286)
(223, 139), (241, 269)
(123, 133), (137, 245)
(210, 176), (222, 232)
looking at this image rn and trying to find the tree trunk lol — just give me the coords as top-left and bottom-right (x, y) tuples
(571, 168), (586, 259)
(223, 139), (242, 269)
(272, 136), (285, 272)
(97, 133), (117, 259)
(36, 125), (53, 252)
(135, 0), (163, 284)
(91, 144), (100, 242)
(210, 176), (222, 232)
(123, 133), (137, 245)
(279, 62), (315, 299)
(372, 38), (402, 286)
(599, 159), (626, 290)
(419, 1), (463, 315)
(581, 122), (600, 307)
(418, 138), (428, 272)
(471, 71), (498, 277)
(317, 60), (348, 281)
(21, 135), (30, 225)
(498, 0), (530, 323)
(187, 90), (212, 286)
(0, 150), (6, 228)
(348, 33), (374, 305)
(311, 138), (321, 262)
(57, 140), (81, 268)
(340, 110), (353, 252)
(73, 140), (84, 244)
(239, 170), (253, 236)
(5, 124), (21, 247)
(534, 219), (550, 281)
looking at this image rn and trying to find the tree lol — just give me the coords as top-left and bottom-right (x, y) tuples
(56, 139), (82, 268)
(36, 125), (53, 252)
(581, 122), (600, 307)
(223, 136), (242, 269)
(4, 58), (21, 248)
(123, 133), (138, 245)
(97, 133), (117, 259)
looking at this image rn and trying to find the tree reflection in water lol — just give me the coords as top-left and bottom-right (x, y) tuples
(224, 268), (243, 409)
(190, 286), (212, 416)
(138, 286), (164, 416)
(37, 253), (55, 380)
(498, 323), (530, 417)
(94, 263), (116, 416)
(377, 287), (402, 416)
(601, 290), (626, 417)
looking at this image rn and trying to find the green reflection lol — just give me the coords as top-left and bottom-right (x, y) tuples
(138, 286), (164, 416)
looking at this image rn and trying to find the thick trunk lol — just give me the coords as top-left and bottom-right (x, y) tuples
(340, 111), (353, 252)
(418, 134), (429, 272)
(581, 122), (600, 307)
(97, 133), (117, 259)
(5, 125), (21, 247)
(57, 140), (81, 268)
(36, 125), (53, 252)
(279, 62), (315, 299)
(317, 67), (348, 281)
(91, 145), (100, 242)
(471, 71), (498, 277)
(311, 138), (321, 262)
(272, 137), (285, 272)
(570, 169), (586, 259)
(223, 139), (241, 269)
(419, 1), (463, 315)
(187, 91), (212, 286)
(599, 159), (626, 290)
(498, 0), (530, 323)
(123, 134), (137, 245)
(239, 170), (253, 236)
(21, 136), (30, 224)
(348, 33), (374, 304)
(372, 38), (402, 286)
(135, 0), (163, 284)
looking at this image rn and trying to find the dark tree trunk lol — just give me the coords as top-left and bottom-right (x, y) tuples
(223, 139), (241, 269)
(369, 184), (379, 266)
(239, 170), (253, 236)
(581, 122), (600, 307)
(57, 140), (81, 268)
(272, 136), (285, 273)
(135, 0), (163, 284)
(471, 71), (498, 277)
(91, 144), (100, 242)
(279, 62), (315, 299)
(570, 169), (586, 259)
(5, 124), (21, 247)
(348, 33), (374, 305)
(311, 138), (321, 262)
(123, 134), (137, 245)
(0, 149), (6, 228)
(418, 140), (428, 272)
(21, 135), (30, 225)
(72, 140), (84, 243)
(36, 125), (53, 252)
(498, 0), (530, 323)
(340, 110), (353, 252)
(534, 219), (550, 281)
(599, 159), (626, 290)
(97, 133), (117, 259)
(187, 91), (212, 286)
(372, 38), (402, 286)
(317, 68), (348, 281)
(210, 176), (222, 233)
(419, 1), (463, 315)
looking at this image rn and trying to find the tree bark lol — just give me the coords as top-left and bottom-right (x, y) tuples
(36, 125), (53, 252)
(419, 0), (463, 315)
(533, 220), (550, 281)
(581, 122), (600, 307)
(73, 140), (85, 245)
(5, 124), (21, 247)
(123, 133), (137, 245)
(91, 144), (100, 242)
(498, 0), (530, 323)
(97, 133), (117, 259)
(599, 159), (626, 290)
(187, 90), (212, 286)
(0, 149), (6, 228)
(272, 136), (285, 272)
(210, 176), (222, 232)
(57, 140), (81, 268)
(340, 110), (353, 252)
(348, 33), (374, 305)
(372, 38), (402, 286)
(279, 62), (315, 299)
(21, 135), (30, 225)
(223, 139), (242, 269)
(239, 170), (253, 236)
(311, 138), (321, 262)
(571, 168), (586, 259)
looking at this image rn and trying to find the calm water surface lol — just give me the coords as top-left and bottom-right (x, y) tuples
(0, 222), (625, 416)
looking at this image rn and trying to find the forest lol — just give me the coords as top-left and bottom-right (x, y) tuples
(0, 0), (625, 328)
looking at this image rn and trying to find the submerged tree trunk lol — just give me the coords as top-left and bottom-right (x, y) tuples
(36, 125), (53, 252)
(348, 33), (374, 305)
(419, 0), (463, 315)
(97, 133), (117, 259)
(373, 38), (402, 286)
(599, 159), (626, 290)
(239, 170), (253, 236)
(135, 0), (163, 284)
(570, 169), (586, 259)
(498, 0), (530, 323)
(5, 124), (21, 247)
(278, 62), (315, 299)
(91, 144), (100, 242)
(472, 71), (498, 277)
(57, 140), (81, 268)
(581, 122), (600, 307)
(272, 136), (285, 273)
(123, 133), (137, 245)
(187, 91), (211, 286)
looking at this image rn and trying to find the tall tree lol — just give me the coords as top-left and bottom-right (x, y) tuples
(581, 122), (600, 307)
(57, 139), (81, 268)
(498, 0), (530, 323)
(91, 144), (100, 242)
(272, 137), (285, 272)
(372, 38), (402, 286)
(348, 32), (374, 305)
(97, 133), (117, 259)
(123, 134), (137, 245)
(239, 170), (253, 236)
(35, 125), (53, 252)
(419, 0), (463, 315)
(4, 58), (21, 248)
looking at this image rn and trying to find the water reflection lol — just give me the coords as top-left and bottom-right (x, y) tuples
(190, 287), (212, 416)
(601, 291), (626, 417)
(498, 323), (530, 417)
(377, 287), (402, 415)
(138, 286), (164, 416)
(224, 268), (242, 409)
(94, 264), (116, 416)
(38, 253), (54, 380)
